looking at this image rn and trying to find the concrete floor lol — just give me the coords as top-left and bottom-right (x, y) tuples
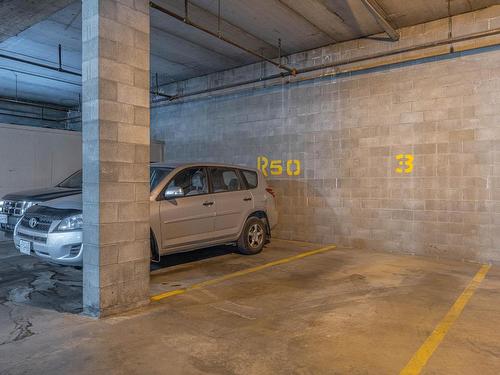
(0, 239), (499, 374)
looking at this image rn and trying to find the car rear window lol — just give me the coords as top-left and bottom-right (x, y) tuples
(241, 170), (258, 189)
(209, 168), (242, 192)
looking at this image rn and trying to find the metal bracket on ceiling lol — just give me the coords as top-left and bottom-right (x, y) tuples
(278, 38), (282, 69)
(217, 0), (222, 37)
(58, 44), (62, 71)
(448, 0), (454, 53)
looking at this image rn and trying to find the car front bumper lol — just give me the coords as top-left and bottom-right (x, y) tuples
(14, 225), (83, 266)
(0, 214), (21, 236)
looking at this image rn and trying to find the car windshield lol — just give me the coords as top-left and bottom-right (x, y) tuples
(57, 170), (82, 189)
(150, 167), (174, 190)
(57, 168), (173, 190)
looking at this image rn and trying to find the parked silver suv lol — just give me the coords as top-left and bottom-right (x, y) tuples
(14, 162), (278, 266)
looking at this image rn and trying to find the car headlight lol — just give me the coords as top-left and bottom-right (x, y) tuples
(57, 214), (83, 231)
(21, 201), (37, 214)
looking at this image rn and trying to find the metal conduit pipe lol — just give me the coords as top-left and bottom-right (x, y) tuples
(298, 27), (500, 75)
(149, 1), (298, 75)
(153, 27), (500, 105)
(0, 66), (82, 86)
(0, 111), (68, 123)
(0, 53), (174, 99)
(0, 53), (81, 77)
(0, 97), (73, 112)
(64, 116), (82, 122)
(152, 72), (286, 103)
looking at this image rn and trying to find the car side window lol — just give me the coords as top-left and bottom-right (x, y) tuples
(165, 168), (208, 198)
(241, 170), (258, 189)
(209, 168), (242, 193)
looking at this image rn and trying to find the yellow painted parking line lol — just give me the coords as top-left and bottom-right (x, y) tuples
(400, 264), (491, 375)
(151, 244), (337, 302)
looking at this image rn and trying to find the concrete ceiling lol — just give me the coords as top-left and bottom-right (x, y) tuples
(0, 0), (74, 42)
(0, 0), (497, 107)
(0, 1), (82, 107)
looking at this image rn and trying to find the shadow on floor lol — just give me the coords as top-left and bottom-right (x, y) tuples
(150, 245), (236, 271)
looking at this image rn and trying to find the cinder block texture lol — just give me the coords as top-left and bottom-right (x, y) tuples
(82, 0), (150, 317)
(152, 6), (500, 264)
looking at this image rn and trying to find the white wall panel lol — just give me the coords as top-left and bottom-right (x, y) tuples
(0, 124), (82, 241)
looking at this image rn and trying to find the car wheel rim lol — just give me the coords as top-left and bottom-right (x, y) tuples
(248, 223), (264, 248)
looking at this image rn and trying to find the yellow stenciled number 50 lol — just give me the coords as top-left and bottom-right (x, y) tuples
(396, 154), (414, 174)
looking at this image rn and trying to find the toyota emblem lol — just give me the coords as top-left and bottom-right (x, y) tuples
(29, 217), (38, 228)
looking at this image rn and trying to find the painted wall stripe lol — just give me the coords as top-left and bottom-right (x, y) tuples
(400, 264), (491, 375)
(151, 244), (337, 302)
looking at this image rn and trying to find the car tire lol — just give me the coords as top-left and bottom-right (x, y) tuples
(237, 217), (266, 255)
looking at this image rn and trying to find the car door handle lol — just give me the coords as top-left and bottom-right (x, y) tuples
(203, 201), (214, 206)
(243, 197), (252, 201)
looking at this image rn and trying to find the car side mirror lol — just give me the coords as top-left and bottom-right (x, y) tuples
(164, 186), (184, 199)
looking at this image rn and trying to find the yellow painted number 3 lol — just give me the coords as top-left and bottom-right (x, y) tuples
(396, 154), (414, 174)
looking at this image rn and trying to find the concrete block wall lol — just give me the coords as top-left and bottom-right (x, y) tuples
(152, 6), (500, 263)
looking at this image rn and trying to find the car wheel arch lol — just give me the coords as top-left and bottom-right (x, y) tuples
(150, 228), (160, 262)
(243, 210), (270, 237)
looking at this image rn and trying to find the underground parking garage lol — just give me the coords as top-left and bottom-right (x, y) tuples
(1, 0), (500, 373)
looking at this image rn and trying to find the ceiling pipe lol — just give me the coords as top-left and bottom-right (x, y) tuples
(360, 0), (399, 41)
(153, 27), (500, 104)
(0, 96), (73, 112)
(0, 52), (174, 99)
(64, 115), (82, 122)
(0, 111), (68, 123)
(0, 52), (81, 77)
(149, 1), (297, 76)
(0, 65), (82, 86)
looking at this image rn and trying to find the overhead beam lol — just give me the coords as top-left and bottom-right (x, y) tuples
(276, 0), (337, 43)
(360, 0), (399, 41)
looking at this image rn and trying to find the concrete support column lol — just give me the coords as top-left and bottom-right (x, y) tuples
(82, 0), (150, 317)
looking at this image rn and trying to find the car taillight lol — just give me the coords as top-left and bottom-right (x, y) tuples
(266, 188), (276, 198)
